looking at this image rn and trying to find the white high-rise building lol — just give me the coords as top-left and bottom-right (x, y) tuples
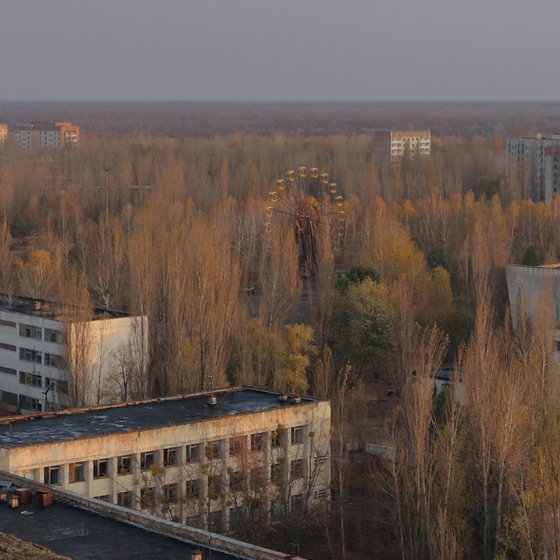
(373, 129), (431, 161)
(0, 294), (147, 413)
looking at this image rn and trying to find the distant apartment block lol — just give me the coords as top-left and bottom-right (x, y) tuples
(10, 121), (80, 151)
(506, 133), (560, 201)
(544, 146), (560, 201)
(0, 388), (331, 533)
(372, 129), (431, 161)
(0, 124), (7, 145)
(0, 295), (147, 414)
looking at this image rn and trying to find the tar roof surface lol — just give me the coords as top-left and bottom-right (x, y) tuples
(0, 293), (129, 320)
(0, 500), (234, 560)
(0, 388), (315, 448)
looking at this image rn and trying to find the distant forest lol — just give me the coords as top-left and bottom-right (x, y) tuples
(3, 101), (560, 136)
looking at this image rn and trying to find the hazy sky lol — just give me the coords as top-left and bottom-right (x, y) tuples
(1, 0), (560, 102)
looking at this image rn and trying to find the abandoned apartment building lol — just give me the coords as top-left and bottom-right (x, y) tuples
(0, 387), (331, 533)
(0, 294), (148, 413)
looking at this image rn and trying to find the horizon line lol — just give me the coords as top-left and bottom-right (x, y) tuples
(1, 99), (560, 105)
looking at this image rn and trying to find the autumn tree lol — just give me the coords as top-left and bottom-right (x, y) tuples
(329, 278), (394, 381)
(60, 268), (94, 408)
(384, 326), (448, 560)
(16, 249), (62, 300)
(259, 222), (301, 329)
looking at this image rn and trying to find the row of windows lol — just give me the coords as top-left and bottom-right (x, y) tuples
(120, 431), (304, 474)
(43, 429), (309, 485)
(19, 372), (68, 393)
(19, 395), (42, 411)
(48, 457), (305, 491)
(18, 346), (61, 367)
(3, 321), (63, 343)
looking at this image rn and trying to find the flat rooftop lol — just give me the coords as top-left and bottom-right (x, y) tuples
(0, 499), (233, 560)
(0, 388), (317, 448)
(0, 293), (129, 321)
(506, 263), (560, 270)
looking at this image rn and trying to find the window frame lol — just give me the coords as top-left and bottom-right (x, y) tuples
(140, 451), (155, 471)
(163, 447), (178, 467)
(291, 426), (304, 445)
(93, 458), (109, 479)
(68, 461), (85, 483)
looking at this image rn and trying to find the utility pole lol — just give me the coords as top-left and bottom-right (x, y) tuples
(103, 166), (111, 214)
(42, 381), (55, 412)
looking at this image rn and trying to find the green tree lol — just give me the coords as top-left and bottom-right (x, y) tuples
(329, 278), (394, 380)
(427, 246), (450, 271)
(335, 265), (380, 294)
(521, 246), (538, 266)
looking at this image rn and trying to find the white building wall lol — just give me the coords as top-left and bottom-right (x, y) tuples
(70, 315), (148, 405)
(0, 306), (148, 412)
(0, 309), (66, 412)
(390, 130), (431, 160)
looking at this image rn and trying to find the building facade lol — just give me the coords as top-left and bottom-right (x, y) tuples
(0, 295), (147, 413)
(0, 388), (331, 533)
(544, 145), (560, 201)
(506, 133), (560, 201)
(10, 121), (80, 151)
(506, 263), (560, 361)
(0, 124), (7, 145)
(372, 129), (431, 161)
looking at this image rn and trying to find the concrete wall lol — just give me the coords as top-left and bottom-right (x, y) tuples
(71, 315), (148, 404)
(506, 264), (560, 361)
(506, 265), (560, 326)
(0, 399), (330, 531)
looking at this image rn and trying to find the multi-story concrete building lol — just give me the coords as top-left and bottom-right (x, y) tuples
(0, 124), (8, 145)
(0, 387), (331, 533)
(372, 129), (431, 161)
(0, 294), (147, 413)
(544, 145), (560, 201)
(10, 121), (80, 151)
(506, 133), (560, 201)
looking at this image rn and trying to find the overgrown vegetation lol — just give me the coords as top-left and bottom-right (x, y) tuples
(3, 106), (560, 557)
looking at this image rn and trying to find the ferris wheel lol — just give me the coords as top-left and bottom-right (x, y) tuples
(265, 167), (345, 278)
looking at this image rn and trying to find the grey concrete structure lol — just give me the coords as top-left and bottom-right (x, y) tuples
(506, 263), (560, 358)
(506, 133), (560, 201)
(0, 387), (331, 534)
(10, 121), (79, 151)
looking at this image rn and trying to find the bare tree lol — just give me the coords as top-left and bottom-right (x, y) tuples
(385, 325), (448, 560)
(259, 221), (301, 330)
(61, 269), (94, 408)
